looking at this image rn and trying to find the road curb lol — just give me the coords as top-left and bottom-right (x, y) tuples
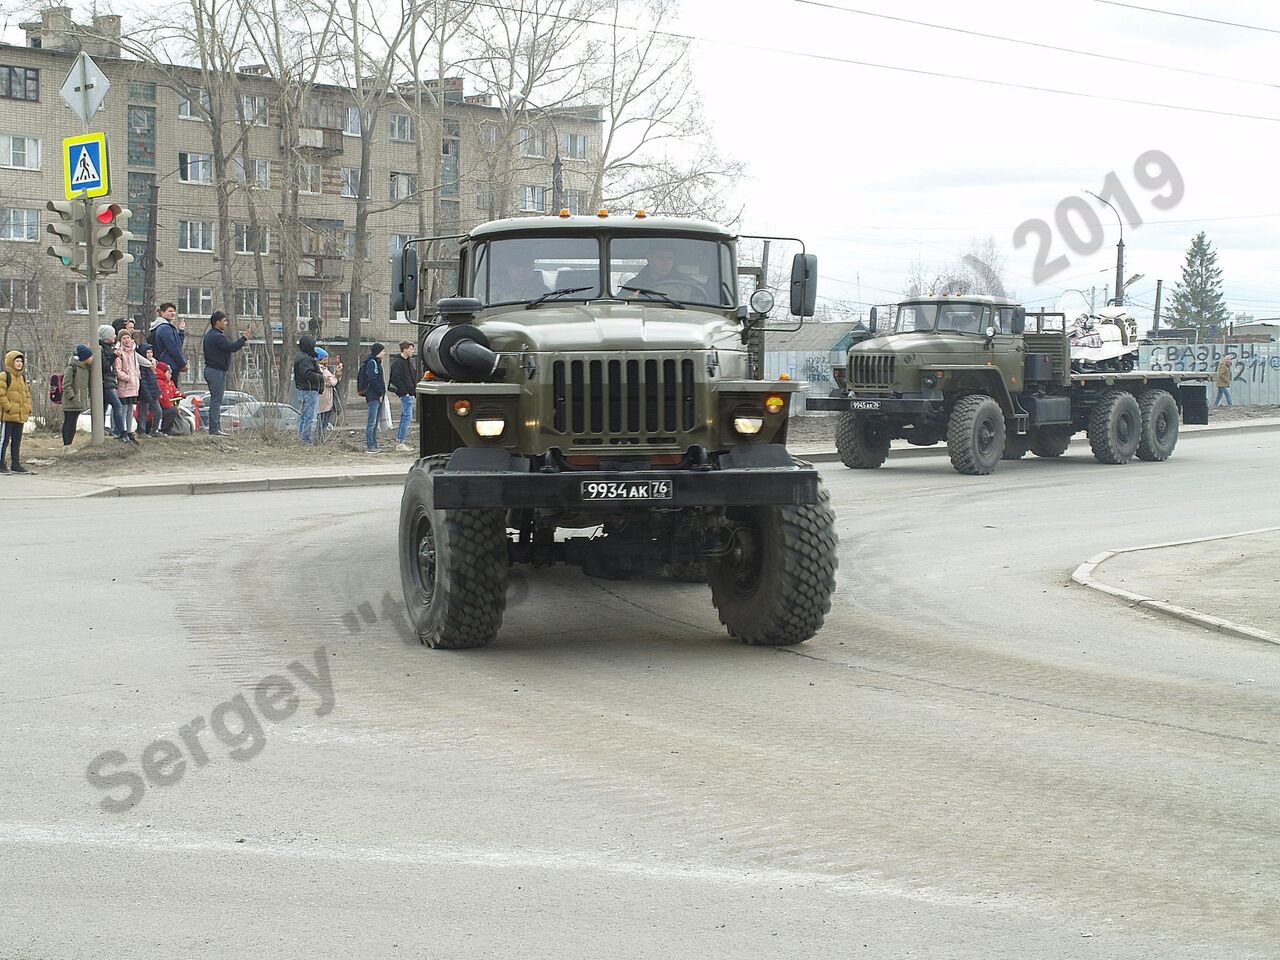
(1071, 527), (1280, 646)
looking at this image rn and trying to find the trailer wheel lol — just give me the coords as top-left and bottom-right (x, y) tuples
(835, 411), (890, 469)
(947, 395), (1005, 475)
(1030, 426), (1073, 458)
(1087, 389), (1141, 464)
(399, 456), (509, 648)
(1137, 389), (1179, 462)
(708, 479), (838, 646)
(1002, 429), (1031, 460)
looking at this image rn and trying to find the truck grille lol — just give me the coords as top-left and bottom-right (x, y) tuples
(849, 354), (896, 389)
(552, 356), (698, 446)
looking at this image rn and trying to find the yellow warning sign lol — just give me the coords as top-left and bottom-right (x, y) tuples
(63, 132), (109, 200)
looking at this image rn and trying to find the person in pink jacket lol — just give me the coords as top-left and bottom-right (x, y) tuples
(114, 331), (141, 442)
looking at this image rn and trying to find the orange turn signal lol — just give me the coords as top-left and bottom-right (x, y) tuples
(764, 395), (785, 415)
(559, 208), (570, 218)
(597, 208), (609, 218)
(778, 372), (791, 380)
(452, 399), (472, 416)
(635, 209), (646, 218)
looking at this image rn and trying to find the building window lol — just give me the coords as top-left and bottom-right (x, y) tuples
(0, 135), (39, 170)
(443, 117), (460, 138)
(301, 223), (343, 257)
(338, 291), (372, 322)
(560, 133), (588, 160)
(520, 184), (546, 213)
(564, 189), (589, 216)
(296, 290), (322, 321)
(128, 106), (156, 166)
(389, 233), (412, 259)
(233, 157), (270, 187)
(0, 278), (39, 311)
(178, 219), (214, 252)
(236, 288), (267, 319)
(440, 154), (458, 197)
(178, 151), (213, 184)
(0, 208), (38, 241)
(299, 163), (322, 195)
(518, 128), (546, 158)
(238, 95), (268, 126)
(177, 90), (211, 119)
(439, 199), (459, 232)
(0, 66), (39, 102)
(389, 113), (415, 142)
(389, 172), (416, 200)
(233, 223), (269, 254)
(479, 122), (498, 151)
(128, 240), (147, 302)
(128, 81), (156, 101)
(344, 105), (362, 137)
(344, 231), (371, 259)
(128, 173), (155, 224)
(177, 286), (213, 316)
(67, 281), (107, 313)
(476, 183), (491, 211)
(340, 166), (361, 199)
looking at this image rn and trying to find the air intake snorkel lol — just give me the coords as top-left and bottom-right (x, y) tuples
(423, 297), (506, 381)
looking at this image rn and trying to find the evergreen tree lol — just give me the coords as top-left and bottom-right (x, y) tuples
(1169, 232), (1230, 338)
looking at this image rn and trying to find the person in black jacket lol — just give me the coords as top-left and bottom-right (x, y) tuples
(202, 311), (252, 436)
(388, 341), (417, 451)
(360, 343), (387, 452)
(292, 333), (324, 443)
(136, 340), (163, 437)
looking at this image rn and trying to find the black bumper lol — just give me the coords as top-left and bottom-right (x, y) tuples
(807, 396), (936, 414)
(433, 447), (820, 509)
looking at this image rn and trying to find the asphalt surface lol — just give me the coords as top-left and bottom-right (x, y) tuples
(3, 431), (1278, 959)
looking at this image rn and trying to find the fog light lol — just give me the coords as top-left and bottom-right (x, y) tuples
(452, 399), (471, 416)
(734, 416), (764, 435)
(474, 417), (506, 438)
(764, 394), (785, 414)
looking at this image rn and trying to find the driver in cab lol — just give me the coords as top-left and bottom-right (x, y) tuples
(490, 261), (548, 304)
(622, 245), (701, 302)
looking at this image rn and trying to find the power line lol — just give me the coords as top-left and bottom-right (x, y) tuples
(794, 0), (1280, 91)
(1092, 1), (1280, 36)
(464, 0), (1280, 124)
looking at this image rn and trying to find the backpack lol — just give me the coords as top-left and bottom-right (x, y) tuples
(357, 359), (371, 397)
(49, 373), (64, 404)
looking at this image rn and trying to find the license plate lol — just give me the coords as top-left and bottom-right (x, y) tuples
(580, 479), (673, 501)
(849, 399), (882, 410)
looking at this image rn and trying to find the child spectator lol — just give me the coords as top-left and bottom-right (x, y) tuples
(316, 348), (338, 436)
(156, 361), (186, 435)
(1, 350), (33, 473)
(136, 340), (162, 437)
(114, 331), (141, 443)
(60, 345), (94, 451)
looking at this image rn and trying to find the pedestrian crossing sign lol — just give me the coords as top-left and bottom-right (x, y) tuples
(63, 132), (109, 200)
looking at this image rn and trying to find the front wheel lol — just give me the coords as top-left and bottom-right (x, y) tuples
(947, 395), (1005, 475)
(399, 456), (509, 648)
(707, 482), (838, 646)
(835, 411), (890, 469)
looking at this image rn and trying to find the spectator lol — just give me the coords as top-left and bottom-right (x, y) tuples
(330, 355), (345, 421)
(60, 345), (94, 451)
(149, 303), (188, 384)
(156, 361), (186, 435)
(389, 340), (418, 452)
(114, 331), (141, 443)
(292, 333), (324, 443)
(359, 343), (387, 453)
(136, 341), (162, 437)
(202, 310), (251, 437)
(1214, 354), (1233, 407)
(316, 348), (338, 436)
(99, 324), (127, 440)
(1, 350), (32, 473)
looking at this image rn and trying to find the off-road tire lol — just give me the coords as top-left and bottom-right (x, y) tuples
(1087, 389), (1141, 464)
(947, 395), (1005, 475)
(708, 477), (838, 646)
(1137, 389), (1179, 462)
(835, 411), (890, 469)
(399, 455), (509, 648)
(1030, 426), (1073, 458)
(1002, 429), (1031, 460)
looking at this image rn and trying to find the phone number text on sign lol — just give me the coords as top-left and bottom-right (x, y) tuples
(1015, 150), (1184, 284)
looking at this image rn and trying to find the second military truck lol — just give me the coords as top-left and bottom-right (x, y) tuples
(809, 295), (1210, 475)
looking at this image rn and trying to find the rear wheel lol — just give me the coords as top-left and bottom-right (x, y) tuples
(399, 456), (509, 648)
(1087, 389), (1141, 464)
(1030, 425), (1072, 458)
(1137, 389), (1179, 462)
(708, 481), (838, 646)
(947, 395), (1005, 475)
(835, 411), (890, 468)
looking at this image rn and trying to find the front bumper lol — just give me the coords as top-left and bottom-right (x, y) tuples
(432, 446), (820, 509)
(807, 395), (936, 414)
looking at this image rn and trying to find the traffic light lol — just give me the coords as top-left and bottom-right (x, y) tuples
(90, 202), (135, 274)
(45, 199), (85, 271)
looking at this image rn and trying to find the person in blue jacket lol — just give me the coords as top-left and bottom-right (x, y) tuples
(149, 302), (188, 385)
(360, 343), (387, 453)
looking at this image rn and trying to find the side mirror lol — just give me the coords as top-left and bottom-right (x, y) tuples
(1011, 306), (1026, 336)
(391, 245), (418, 314)
(868, 305), (878, 335)
(789, 253), (817, 317)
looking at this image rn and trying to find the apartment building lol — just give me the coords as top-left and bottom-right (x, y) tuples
(0, 7), (601, 380)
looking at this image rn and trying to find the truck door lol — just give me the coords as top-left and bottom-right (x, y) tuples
(991, 306), (1023, 395)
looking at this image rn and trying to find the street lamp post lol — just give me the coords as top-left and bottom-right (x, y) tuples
(525, 102), (564, 213)
(1086, 190), (1125, 308)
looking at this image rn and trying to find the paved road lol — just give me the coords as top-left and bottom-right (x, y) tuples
(3, 433), (1278, 958)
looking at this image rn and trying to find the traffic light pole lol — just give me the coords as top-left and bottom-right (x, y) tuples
(82, 189), (105, 446)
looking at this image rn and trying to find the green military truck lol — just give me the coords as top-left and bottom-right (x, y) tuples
(808, 295), (1210, 475)
(392, 213), (838, 648)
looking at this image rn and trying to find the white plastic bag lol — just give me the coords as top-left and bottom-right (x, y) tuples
(379, 393), (392, 429)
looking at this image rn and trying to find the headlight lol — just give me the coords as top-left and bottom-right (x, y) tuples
(733, 415), (764, 435)
(474, 417), (506, 438)
(749, 288), (776, 314)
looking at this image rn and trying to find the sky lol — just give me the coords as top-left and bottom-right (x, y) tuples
(676, 0), (1280, 326)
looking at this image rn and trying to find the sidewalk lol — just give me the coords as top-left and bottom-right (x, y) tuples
(1076, 528), (1280, 645)
(1, 416), (1276, 502)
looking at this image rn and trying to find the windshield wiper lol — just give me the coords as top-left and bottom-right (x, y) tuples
(619, 285), (685, 309)
(524, 285), (593, 309)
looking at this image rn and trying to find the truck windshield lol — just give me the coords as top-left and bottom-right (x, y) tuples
(608, 236), (734, 308)
(895, 303), (991, 334)
(473, 236), (601, 306)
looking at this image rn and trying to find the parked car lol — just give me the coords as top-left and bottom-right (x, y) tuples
(223, 401), (301, 433)
(78, 405), (196, 435)
(179, 390), (257, 418)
